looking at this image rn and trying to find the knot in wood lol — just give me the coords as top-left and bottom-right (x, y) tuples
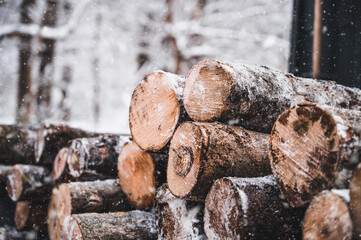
(174, 146), (194, 178)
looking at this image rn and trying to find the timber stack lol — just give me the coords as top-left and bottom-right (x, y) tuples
(0, 59), (360, 239)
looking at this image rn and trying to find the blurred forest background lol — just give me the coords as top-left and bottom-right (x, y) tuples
(0, 0), (292, 133)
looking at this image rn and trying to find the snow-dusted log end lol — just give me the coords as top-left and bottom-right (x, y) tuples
(350, 163), (361, 239)
(60, 211), (157, 240)
(155, 184), (206, 240)
(183, 59), (361, 133)
(118, 141), (167, 210)
(303, 190), (353, 240)
(270, 103), (361, 207)
(204, 176), (303, 240)
(129, 71), (187, 152)
(167, 121), (271, 200)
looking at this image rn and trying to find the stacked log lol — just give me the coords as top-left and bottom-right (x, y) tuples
(15, 201), (48, 231)
(350, 163), (361, 239)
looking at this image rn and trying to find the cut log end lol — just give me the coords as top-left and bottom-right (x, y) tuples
(48, 189), (60, 240)
(303, 190), (352, 240)
(61, 216), (83, 240)
(57, 184), (72, 225)
(350, 163), (361, 239)
(52, 148), (69, 181)
(184, 59), (233, 121)
(270, 104), (339, 207)
(118, 141), (156, 209)
(6, 165), (23, 201)
(68, 150), (82, 177)
(129, 71), (181, 152)
(15, 201), (29, 230)
(167, 122), (203, 197)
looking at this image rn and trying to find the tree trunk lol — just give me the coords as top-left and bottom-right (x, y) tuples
(303, 190), (352, 240)
(60, 211), (157, 240)
(270, 103), (361, 206)
(129, 71), (187, 152)
(67, 135), (129, 178)
(35, 123), (97, 165)
(0, 165), (13, 194)
(55, 179), (133, 233)
(0, 125), (38, 164)
(15, 201), (48, 231)
(155, 184), (205, 240)
(183, 59), (361, 133)
(350, 163), (361, 239)
(204, 176), (304, 240)
(6, 164), (53, 201)
(167, 121), (271, 200)
(118, 141), (167, 210)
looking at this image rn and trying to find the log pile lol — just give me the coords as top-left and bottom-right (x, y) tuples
(0, 59), (360, 239)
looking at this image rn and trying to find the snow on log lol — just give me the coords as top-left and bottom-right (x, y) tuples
(204, 176), (304, 240)
(67, 135), (129, 178)
(167, 121), (271, 200)
(6, 164), (54, 201)
(270, 103), (361, 207)
(0, 165), (12, 194)
(118, 141), (167, 209)
(0, 125), (38, 165)
(183, 59), (361, 133)
(303, 190), (352, 240)
(350, 163), (361, 239)
(129, 71), (187, 152)
(15, 201), (48, 231)
(155, 184), (206, 240)
(0, 226), (38, 240)
(60, 211), (157, 240)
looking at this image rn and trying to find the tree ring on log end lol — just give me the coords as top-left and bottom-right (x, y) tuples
(7, 165), (23, 201)
(52, 148), (69, 181)
(167, 122), (204, 197)
(270, 104), (340, 207)
(129, 71), (181, 152)
(15, 201), (30, 230)
(184, 59), (233, 122)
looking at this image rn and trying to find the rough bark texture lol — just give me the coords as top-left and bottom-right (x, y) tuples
(118, 141), (167, 209)
(270, 103), (361, 207)
(67, 135), (129, 178)
(0, 165), (13, 195)
(155, 184), (206, 240)
(15, 201), (48, 231)
(183, 59), (361, 133)
(303, 190), (352, 240)
(129, 71), (188, 152)
(204, 176), (304, 240)
(60, 211), (157, 240)
(6, 164), (53, 201)
(350, 163), (361, 239)
(35, 123), (97, 165)
(56, 179), (133, 233)
(0, 125), (38, 164)
(167, 121), (271, 199)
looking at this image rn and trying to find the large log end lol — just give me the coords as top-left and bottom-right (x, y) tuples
(6, 165), (23, 201)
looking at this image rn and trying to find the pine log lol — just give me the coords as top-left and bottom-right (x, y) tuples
(350, 163), (361, 239)
(0, 226), (38, 240)
(204, 176), (304, 240)
(270, 103), (361, 207)
(303, 190), (352, 240)
(60, 211), (157, 240)
(118, 141), (167, 209)
(67, 135), (129, 178)
(167, 121), (271, 199)
(52, 148), (71, 182)
(34, 123), (97, 165)
(6, 164), (54, 201)
(15, 201), (48, 231)
(155, 184), (205, 240)
(56, 179), (133, 234)
(183, 59), (361, 133)
(129, 71), (188, 152)
(0, 165), (12, 194)
(0, 125), (38, 164)
(48, 187), (61, 240)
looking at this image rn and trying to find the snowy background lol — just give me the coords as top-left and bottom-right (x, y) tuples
(0, 0), (292, 134)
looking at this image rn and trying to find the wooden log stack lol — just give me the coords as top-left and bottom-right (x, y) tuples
(0, 59), (360, 239)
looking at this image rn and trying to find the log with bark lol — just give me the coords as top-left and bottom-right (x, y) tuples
(204, 176), (304, 240)
(167, 121), (271, 200)
(270, 103), (361, 207)
(15, 201), (48, 231)
(350, 163), (361, 239)
(118, 141), (167, 209)
(52, 147), (71, 182)
(67, 135), (129, 178)
(129, 71), (187, 152)
(303, 190), (352, 240)
(0, 125), (38, 164)
(60, 211), (157, 240)
(183, 59), (361, 133)
(34, 123), (97, 165)
(6, 164), (54, 201)
(155, 184), (205, 240)
(0, 165), (12, 194)
(48, 187), (61, 240)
